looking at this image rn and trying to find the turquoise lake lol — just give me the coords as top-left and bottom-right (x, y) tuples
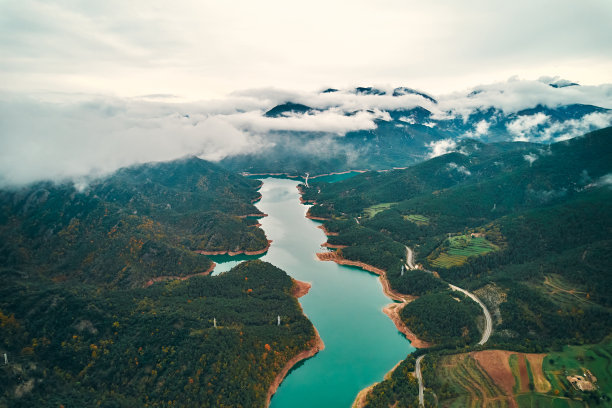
(213, 177), (414, 407)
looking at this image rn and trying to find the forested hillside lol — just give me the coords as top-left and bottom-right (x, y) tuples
(300, 128), (612, 406)
(0, 158), (319, 406)
(0, 260), (316, 407)
(0, 157), (269, 288)
(219, 86), (611, 176)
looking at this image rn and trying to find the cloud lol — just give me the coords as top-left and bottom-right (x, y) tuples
(595, 173), (612, 187)
(437, 79), (612, 119)
(399, 116), (417, 124)
(505, 109), (612, 143)
(547, 111), (612, 142)
(233, 86), (438, 113)
(427, 139), (457, 158)
(2, 76), (611, 188)
(447, 162), (471, 176)
(222, 109), (384, 135)
(523, 153), (538, 166)
(507, 113), (550, 141)
(0, 95), (269, 188)
(2, 1), (611, 100)
(0, 93), (387, 188)
(464, 119), (490, 138)
(528, 188), (567, 203)
(233, 79), (612, 127)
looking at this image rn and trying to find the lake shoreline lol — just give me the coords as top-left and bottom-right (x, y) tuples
(195, 240), (273, 256)
(352, 360), (403, 408)
(315, 250), (430, 353)
(267, 279), (325, 407)
(243, 169), (369, 180)
(315, 251), (415, 303)
(143, 262), (216, 287)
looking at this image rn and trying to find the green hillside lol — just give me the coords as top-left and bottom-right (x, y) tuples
(0, 159), (318, 407)
(0, 157), (269, 288)
(302, 128), (612, 406)
(0, 260), (315, 408)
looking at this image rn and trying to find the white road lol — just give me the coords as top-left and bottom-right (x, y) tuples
(408, 257), (493, 407)
(415, 355), (425, 406)
(448, 284), (492, 345)
(404, 246), (417, 270)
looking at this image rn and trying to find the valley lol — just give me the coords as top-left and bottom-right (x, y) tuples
(3, 0), (612, 406)
(1, 121), (610, 407)
(298, 127), (612, 407)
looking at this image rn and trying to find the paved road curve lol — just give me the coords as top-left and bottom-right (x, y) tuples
(408, 247), (494, 406)
(415, 355), (425, 406)
(448, 284), (492, 345)
(404, 246), (417, 270)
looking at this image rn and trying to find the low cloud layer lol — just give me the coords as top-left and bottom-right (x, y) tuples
(0, 93), (384, 187)
(222, 109), (384, 135)
(427, 139), (458, 158)
(0, 96), (268, 187)
(1, 77), (611, 188)
(507, 113), (550, 141)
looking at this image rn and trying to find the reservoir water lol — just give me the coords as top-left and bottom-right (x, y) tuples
(214, 177), (415, 407)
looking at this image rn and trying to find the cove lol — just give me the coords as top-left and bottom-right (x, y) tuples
(215, 177), (415, 407)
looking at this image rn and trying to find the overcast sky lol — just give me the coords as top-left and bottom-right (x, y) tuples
(1, 0), (612, 187)
(2, 0), (612, 99)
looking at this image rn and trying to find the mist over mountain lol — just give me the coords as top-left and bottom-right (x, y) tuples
(1, 78), (611, 187)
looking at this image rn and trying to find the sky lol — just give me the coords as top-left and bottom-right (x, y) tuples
(1, 0), (611, 187)
(2, 0), (612, 99)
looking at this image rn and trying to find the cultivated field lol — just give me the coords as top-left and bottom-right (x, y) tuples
(403, 214), (430, 225)
(434, 343), (612, 407)
(543, 342), (612, 403)
(363, 202), (397, 218)
(430, 234), (498, 269)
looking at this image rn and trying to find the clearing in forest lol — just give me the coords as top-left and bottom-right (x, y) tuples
(429, 234), (498, 268)
(402, 214), (430, 225)
(363, 202), (397, 218)
(536, 274), (592, 307)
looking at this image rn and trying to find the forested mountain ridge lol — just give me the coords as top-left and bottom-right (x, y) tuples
(304, 126), (611, 216)
(0, 157), (269, 288)
(220, 81), (611, 175)
(0, 159), (320, 407)
(304, 127), (612, 345)
(0, 260), (317, 407)
(300, 127), (612, 405)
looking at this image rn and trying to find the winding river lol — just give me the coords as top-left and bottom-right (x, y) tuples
(213, 177), (415, 407)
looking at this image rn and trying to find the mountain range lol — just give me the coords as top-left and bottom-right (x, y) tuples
(220, 82), (611, 175)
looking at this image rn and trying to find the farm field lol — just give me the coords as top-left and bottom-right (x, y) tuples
(363, 202), (397, 218)
(437, 352), (513, 408)
(429, 234), (499, 269)
(433, 344), (612, 408)
(542, 341), (612, 404)
(403, 213), (430, 225)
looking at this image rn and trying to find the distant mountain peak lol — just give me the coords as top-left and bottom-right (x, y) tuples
(265, 102), (314, 117)
(392, 87), (437, 104)
(548, 81), (580, 88)
(538, 76), (580, 88)
(354, 87), (386, 96)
